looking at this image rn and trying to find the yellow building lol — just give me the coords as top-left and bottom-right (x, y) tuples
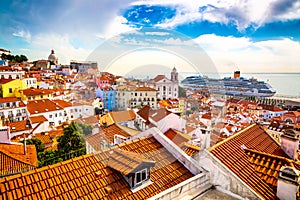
(0, 79), (26, 98)
(14, 88), (54, 101)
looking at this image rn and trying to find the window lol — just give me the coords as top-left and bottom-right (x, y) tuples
(135, 169), (147, 185)
(135, 93), (137, 96)
(9, 88), (12, 93)
(49, 115), (52, 118)
(40, 95), (43, 98)
(55, 113), (57, 117)
(59, 112), (62, 117)
(22, 109), (26, 113)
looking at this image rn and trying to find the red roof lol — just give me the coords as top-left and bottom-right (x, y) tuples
(0, 97), (20, 103)
(0, 78), (14, 84)
(137, 105), (151, 122)
(52, 99), (72, 108)
(0, 143), (37, 176)
(8, 120), (30, 132)
(135, 87), (156, 91)
(20, 88), (53, 96)
(153, 75), (167, 82)
(29, 115), (48, 123)
(0, 136), (193, 199)
(209, 124), (288, 199)
(149, 108), (171, 122)
(27, 99), (63, 114)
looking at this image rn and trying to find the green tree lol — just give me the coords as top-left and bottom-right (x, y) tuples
(178, 86), (187, 98)
(77, 122), (93, 136)
(58, 122), (85, 153)
(25, 138), (44, 153)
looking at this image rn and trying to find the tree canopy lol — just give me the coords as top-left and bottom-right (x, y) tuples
(25, 138), (44, 153)
(57, 122), (86, 153)
(1, 53), (28, 62)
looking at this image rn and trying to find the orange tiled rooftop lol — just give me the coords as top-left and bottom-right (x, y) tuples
(0, 136), (193, 199)
(0, 143), (37, 177)
(209, 124), (289, 200)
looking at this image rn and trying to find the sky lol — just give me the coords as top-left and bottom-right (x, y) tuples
(1, 0), (300, 73)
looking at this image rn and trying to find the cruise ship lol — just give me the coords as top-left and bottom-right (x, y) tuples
(181, 71), (276, 97)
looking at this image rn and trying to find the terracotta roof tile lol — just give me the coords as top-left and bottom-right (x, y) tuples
(74, 116), (99, 125)
(32, 133), (53, 146)
(137, 105), (151, 122)
(0, 79), (14, 84)
(20, 88), (53, 96)
(163, 129), (191, 146)
(8, 120), (30, 133)
(134, 87), (156, 91)
(244, 148), (300, 189)
(0, 97), (21, 103)
(0, 143), (37, 176)
(209, 124), (288, 200)
(109, 110), (136, 123)
(152, 75), (167, 82)
(27, 99), (63, 114)
(52, 99), (72, 108)
(180, 143), (200, 156)
(0, 136), (193, 199)
(30, 115), (48, 123)
(149, 108), (171, 122)
(107, 149), (155, 175)
(85, 124), (132, 151)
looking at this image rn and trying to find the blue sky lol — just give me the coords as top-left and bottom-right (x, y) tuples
(0, 0), (300, 72)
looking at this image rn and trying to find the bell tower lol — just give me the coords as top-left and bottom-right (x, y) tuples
(171, 67), (178, 83)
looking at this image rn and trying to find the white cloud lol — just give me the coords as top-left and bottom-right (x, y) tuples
(96, 16), (138, 39)
(12, 30), (31, 42)
(194, 34), (251, 51)
(27, 33), (92, 64)
(132, 0), (300, 31)
(193, 34), (300, 72)
(145, 31), (170, 36)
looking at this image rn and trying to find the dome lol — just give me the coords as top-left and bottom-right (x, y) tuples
(48, 49), (58, 65)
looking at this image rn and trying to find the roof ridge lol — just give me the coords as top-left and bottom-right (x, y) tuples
(209, 123), (257, 151)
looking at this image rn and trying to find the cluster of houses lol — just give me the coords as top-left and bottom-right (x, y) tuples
(1, 49), (300, 199)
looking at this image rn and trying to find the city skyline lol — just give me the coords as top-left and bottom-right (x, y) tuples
(1, 0), (300, 73)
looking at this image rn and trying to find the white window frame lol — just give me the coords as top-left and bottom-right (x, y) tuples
(135, 168), (147, 185)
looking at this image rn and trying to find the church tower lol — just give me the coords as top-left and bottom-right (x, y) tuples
(48, 49), (58, 65)
(171, 67), (178, 83)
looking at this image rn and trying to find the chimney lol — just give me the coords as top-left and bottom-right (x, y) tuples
(24, 118), (31, 155)
(23, 132), (26, 155)
(280, 129), (299, 160)
(277, 166), (300, 200)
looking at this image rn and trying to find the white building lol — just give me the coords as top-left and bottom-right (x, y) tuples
(52, 100), (94, 121)
(116, 86), (157, 110)
(70, 60), (97, 74)
(0, 71), (24, 79)
(0, 97), (28, 122)
(26, 99), (65, 127)
(147, 67), (179, 100)
(23, 77), (37, 88)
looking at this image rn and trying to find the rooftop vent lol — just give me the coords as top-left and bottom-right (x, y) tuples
(95, 171), (102, 178)
(104, 186), (113, 195)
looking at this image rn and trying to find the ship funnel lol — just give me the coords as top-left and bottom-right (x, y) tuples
(234, 71), (240, 79)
